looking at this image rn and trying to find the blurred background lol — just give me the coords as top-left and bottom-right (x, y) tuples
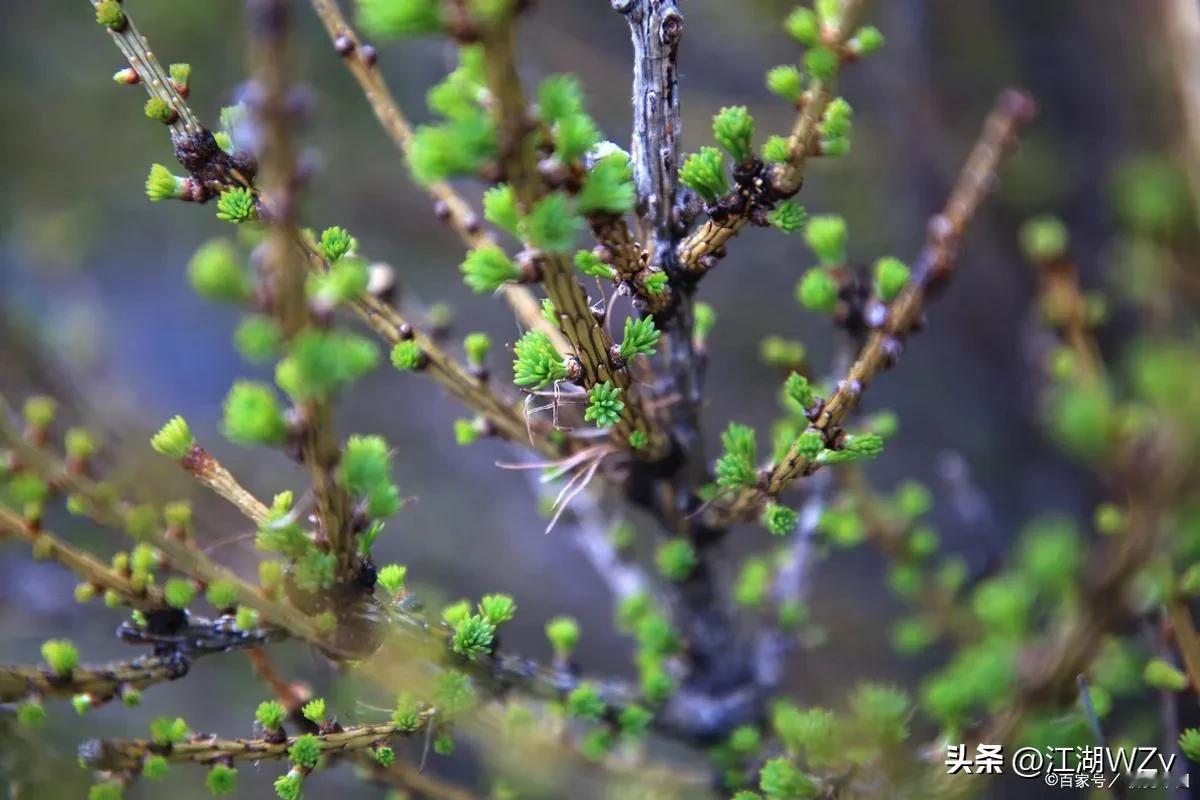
(0, 0), (1190, 796)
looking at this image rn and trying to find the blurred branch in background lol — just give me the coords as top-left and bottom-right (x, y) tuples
(1161, 0), (1200, 231)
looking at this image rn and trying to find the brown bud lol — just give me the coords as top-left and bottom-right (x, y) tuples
(517, 250), (544, 283)
(478, 161), (502, 183)
(263, 726), (288, 745)
(334, 34), (355, 56)
(182, 178), (207, 203)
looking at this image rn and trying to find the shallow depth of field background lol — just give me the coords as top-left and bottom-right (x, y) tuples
(0, 0), (1182, 797)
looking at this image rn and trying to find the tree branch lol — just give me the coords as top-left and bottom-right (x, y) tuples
(0, 505), (165, 611)
(296, 240), (567, 457)
(87, 0), (201, 138)
(613, 0), (708, 474)
(615, 0), (683, 260)
(0, 653), (189, 705)
(246, 0), (359, 581)
(1161, 0), (1200, 234)
(0, 421), (341, 654)
(304, 0), (557, 344)
(714, 88), (1036, 523)
(477, 18), (669, 457)
(675, 0), (868, 275)
(82, 719), (430, 772)
(179, 445), (271, 525)
(1168, 600), (1200, 691)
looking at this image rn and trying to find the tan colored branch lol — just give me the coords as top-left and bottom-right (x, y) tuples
(249, 0), (357, 580)
(589, 214), (646, 280)
(0, 654), (187, 704)
(676, 0), (868, 273)
(304, 0), (557, 345)
(245, 647), (310, 715)
(88, 0), (201, 137)
(295, 240), (566, 458)
(770, 89), (1035, 490)
(1169, 599), (1200, 691)
(713, 89), (1035, 523)
(83, 718), (431, 772)
(773, 0), (870, 194)
(0, 425), (341, 654)
(179, 445), (271, 525)
(0, 505), (165, 611)
(1161, 0), (1200, 233)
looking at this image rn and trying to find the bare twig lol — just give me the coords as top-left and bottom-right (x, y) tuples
(179, 445), (271, 525)
(296, 240), (567, 457)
